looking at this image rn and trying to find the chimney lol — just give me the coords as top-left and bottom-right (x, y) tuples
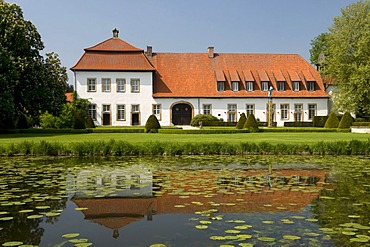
(208, 46), (214, 58)
(112, 28), (119, 38)
(146, 45), (152, 57)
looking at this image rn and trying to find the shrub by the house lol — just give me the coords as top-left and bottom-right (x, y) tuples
(190, 114), (221, 127)
(338, 112), (354, 129)
(243, 113), (259, 131)
(236, 113), (246, 129)
(73, 111), (86, 129)
(324, 112), (339, 128)
(145, 114), (161, 133)
(86, 116), (96, 128)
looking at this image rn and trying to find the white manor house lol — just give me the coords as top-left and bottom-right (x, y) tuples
(71, 29), (329, 127)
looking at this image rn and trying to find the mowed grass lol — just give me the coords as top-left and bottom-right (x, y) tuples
(0, 132), (369, 145)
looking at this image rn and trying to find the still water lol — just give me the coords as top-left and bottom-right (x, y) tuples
(0, 156), (369, 247)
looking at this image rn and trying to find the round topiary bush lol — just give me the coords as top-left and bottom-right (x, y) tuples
(338, 112), (354, 129)
(236, 113), (246, 129)
(243, 113), (259, 131)
(190, 114), (221, 127)
(145, 114), (161, 133)
(324, 112), (340, 128)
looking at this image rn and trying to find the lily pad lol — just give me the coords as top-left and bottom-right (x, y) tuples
(74, 208), (88, 211)
(195, 225), (208, 230)
(258, 237), (275, 242)
(62, 233), (80, 238)
(283, 235), (301, 240)
(2, 242), (23, 246)
(26, 215), (43, 219)
(149, 244), (166, 247)
(0, 216), (14, 221)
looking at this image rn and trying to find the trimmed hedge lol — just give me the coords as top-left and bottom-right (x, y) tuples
(158, 129), (248, 134)
(338, 112), (354, 129)
(244, 113), (259, 131)
(324, 112), (339, 128)
(145, 114), (161, 133)
(1, 139), (370, 156)
(352, 122), (370, 127)
(313, 116), (328, 127)
(236, 113), (246, 129)
(284, 122), (313, 127)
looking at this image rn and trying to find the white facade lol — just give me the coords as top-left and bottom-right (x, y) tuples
(75, 69), (328, 127)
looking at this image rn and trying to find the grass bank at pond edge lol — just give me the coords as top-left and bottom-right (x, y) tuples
(1, 139), (370, 156)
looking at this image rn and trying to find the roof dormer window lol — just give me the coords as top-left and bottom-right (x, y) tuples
(217, 81), (225, 92)
(261, 81), (269, 91)
(307, 81), (315, 91)
(246, 81), (254, 92)
(215, 70), (226, 92)
(231, 81), (239, 92)
(293, 81), (300, 92)
(277, 81), (285, 92)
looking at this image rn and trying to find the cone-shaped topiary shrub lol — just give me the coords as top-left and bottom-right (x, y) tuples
(243, 113), (259, 131)
(236, 113), (246, 129)
(145, 114), (161, 133)
(73, 110), (86, 129)
(85, 116), (96, 128)
(338, 112), (354, 129)
(17, 114), (29, 129)
(324, 112), (339, 128)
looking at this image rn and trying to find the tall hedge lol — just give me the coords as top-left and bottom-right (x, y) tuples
(236, 113), (246, 129)
(338, 112), (354, 129)
(324, 112), (339, 128)
(145, 114), (161, 133)
(243, 113), (259, 131)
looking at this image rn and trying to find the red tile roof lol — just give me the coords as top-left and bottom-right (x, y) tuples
(71, 38), (155, 71)
(152, 53), (328, 98)
(229, 70), (240, 81)
(288, 70), (301, 81)
(273, 70), (285, 81)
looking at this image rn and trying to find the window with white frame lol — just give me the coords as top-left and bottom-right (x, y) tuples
(261, 81), (269, 91)
(102, 78), (111, 92)
(132, 104), (140, 113)
(117, 104), (125, 121)
(116, 79), (126, 92)
(102, 104), (110, 113)
(307, 81), (315, 91)
(246, 104), (255, 117)
(231, 81), (239, 92)
(246, 81), (254, 92)
(203, 104), (212, 115)
(280, 104), (289, 120)
(294, 104), (303, 122)
(217, 81), (225, 92)
(131, 79), (140, 93)
(277, 82), (285, 91)
(293, 81), (300, 92)
(87, 78), (96, 92)
(227, 104), (237, 122)
(153, 104), (161, 120)
(88, 104), (97, 120)
(308, 104), (317, 120)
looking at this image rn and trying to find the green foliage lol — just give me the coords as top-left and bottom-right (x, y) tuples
(236, 113), (246, 129)
(243, 113), (259, 131)
(145, 114), (161, 133)
(338, 112), (354, 129)
(283, 122), (313, 127)
(324, 112), (340, 128)
(313, 116), (328, 127)
(73, 110), (86, 129)
(85, 116), (95, 128)
(16, 114), (30, 129)
(55, 103), (74, 128)
(309, 32), (329, 65)
(190, 114), (221, 126)
(39, 112), (57, 128)
(0, 2), (68, 128)
(325, 1), (370, 115)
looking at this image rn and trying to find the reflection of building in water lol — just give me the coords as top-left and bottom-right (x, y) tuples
(72, 168), (329, 238)
(67, 165), (153, 198)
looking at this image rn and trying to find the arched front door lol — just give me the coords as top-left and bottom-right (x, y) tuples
(172, 103), (192, 125)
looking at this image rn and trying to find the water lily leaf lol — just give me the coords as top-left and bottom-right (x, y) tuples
(45, 212), (61, 217)
(199, 220), (211, 225)
(350, 237), (369, 243)
(74, 208), (88, 211)
(305, 218), (318, 222)
(342, 231), (356, 236)
(234, 225), (252, 230)
(0, 217), (14, 221)
(62, 233), (80, 238)
(74, 244), (93, 247)
(0, 211), (9, 215)
(225, 229), (241, 234)
(238, 244), (253, 247)
(262, 221), (274, 224)
(258, 237), (275, 242)
(236, 234), (252, 239)
(19, 210), (34, 213)
(209, 236), (225, 241)
(348, 215), (361, 219)
(27, 215), (43, 219)
(220, 245), (234, 247)
(149, 244), (166, 247)
(283, 235), (301, 240)
(68, 238), (88, 243)
(35, 206), (50, 210)
(2, 242), (23, 246)
(195, 225), (208, 230)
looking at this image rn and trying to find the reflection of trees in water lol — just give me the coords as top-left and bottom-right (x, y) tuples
(312, 166), (370, 246)
(0, 159), (68, 245)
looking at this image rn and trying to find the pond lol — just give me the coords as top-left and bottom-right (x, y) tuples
(0, 156), (369, 247)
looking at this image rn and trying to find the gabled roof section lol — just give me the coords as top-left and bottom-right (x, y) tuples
(243, 70), (255, 81)
(288, 70), (301, 81)
(273, 70), (285, 81)
(71, 35), (154, 71)
(258, 70), (270, 81)
(215, 70), (226, 81)
(302, 70), (315, 81)
(85, 37), (143, 52)
(229, 70), (240, 81)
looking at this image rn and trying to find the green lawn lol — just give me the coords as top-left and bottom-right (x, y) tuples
(0, 132), (369, 145)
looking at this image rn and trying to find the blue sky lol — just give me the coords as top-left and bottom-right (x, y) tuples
(10, 0), (358, 84)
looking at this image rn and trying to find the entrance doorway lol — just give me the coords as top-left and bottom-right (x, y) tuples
(172, 103), (192, 125)
(102, 105), (111, 126)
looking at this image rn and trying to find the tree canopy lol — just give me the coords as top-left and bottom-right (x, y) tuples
(310, 1), (370, 116)
(0, 1), (68, 128)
